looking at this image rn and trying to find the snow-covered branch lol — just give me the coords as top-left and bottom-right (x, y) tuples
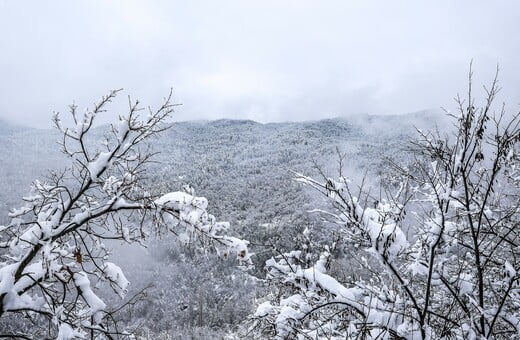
(0, 90), (249, 339)
(250, 68), (520, 339)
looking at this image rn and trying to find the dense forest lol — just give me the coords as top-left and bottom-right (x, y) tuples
(0, 78), (519, 339)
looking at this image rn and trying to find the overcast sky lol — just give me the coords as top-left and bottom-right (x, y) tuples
(1, 1), (519, 127)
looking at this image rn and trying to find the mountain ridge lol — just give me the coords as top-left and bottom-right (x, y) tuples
(0, 108), (444, 131)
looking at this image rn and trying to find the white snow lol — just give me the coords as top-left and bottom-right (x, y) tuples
(255, 301), (275, 317)
(359, 204), (408, 259)
(73, 272), (106, 324)
(301, 259), (361, 309)
(56, 323), (85, 340)
(103, 262), (129, 298)
(87, 152), (112, 181)
(504, 261), (516, 279)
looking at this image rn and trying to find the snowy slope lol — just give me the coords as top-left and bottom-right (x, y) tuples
(0, 112), (443, 336)
(0, 112), (441, 222)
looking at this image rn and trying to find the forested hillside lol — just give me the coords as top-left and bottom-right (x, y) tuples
(2, 1), (518, 338)
(0, 112), (439, 338)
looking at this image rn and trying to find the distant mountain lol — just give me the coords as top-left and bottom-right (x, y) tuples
(0, 117), (28, 134)
(0, 111), (445, 224)
(0, 122), (62, 223)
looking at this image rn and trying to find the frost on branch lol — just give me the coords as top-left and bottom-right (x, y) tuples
(0, 90), (249, 339)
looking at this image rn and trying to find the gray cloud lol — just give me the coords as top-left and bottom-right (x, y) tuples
(1, 0), (519, 127)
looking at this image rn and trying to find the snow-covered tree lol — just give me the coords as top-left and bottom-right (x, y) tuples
(249, 68), (520, 339)
(0, 90), (250, 339)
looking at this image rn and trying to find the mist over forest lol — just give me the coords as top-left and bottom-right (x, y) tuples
(0, 111), (440, 221)
(1, 1), (520, 339)
(0, 111), (445, 338)
(1, 79), (520, 340)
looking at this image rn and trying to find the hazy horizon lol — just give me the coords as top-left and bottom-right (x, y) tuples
(0, 106), (445, 130)
(1, 1), (519, 128)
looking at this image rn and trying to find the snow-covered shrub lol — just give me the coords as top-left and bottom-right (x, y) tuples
(0, 90), (249, 339)
(249, 69), (520, 339)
